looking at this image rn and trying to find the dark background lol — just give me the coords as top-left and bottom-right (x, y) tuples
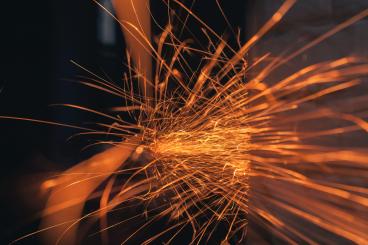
(0, 1), (247, 243)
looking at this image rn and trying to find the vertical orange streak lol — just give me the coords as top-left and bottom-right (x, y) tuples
(113, 0), (152, 99)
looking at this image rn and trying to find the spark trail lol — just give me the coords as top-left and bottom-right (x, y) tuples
(4, 0), (368, 244)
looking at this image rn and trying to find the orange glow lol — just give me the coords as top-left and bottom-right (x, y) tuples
(40, 138), (139, 245)
(4, 1), (368, 244)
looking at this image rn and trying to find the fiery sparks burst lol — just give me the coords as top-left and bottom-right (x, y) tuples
(5, 0), (368, 244)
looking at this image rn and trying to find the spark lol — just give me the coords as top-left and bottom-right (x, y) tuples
(4, 0), (368, 244)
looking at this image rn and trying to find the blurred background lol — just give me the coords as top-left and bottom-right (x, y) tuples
(1, 0), (367, 244)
